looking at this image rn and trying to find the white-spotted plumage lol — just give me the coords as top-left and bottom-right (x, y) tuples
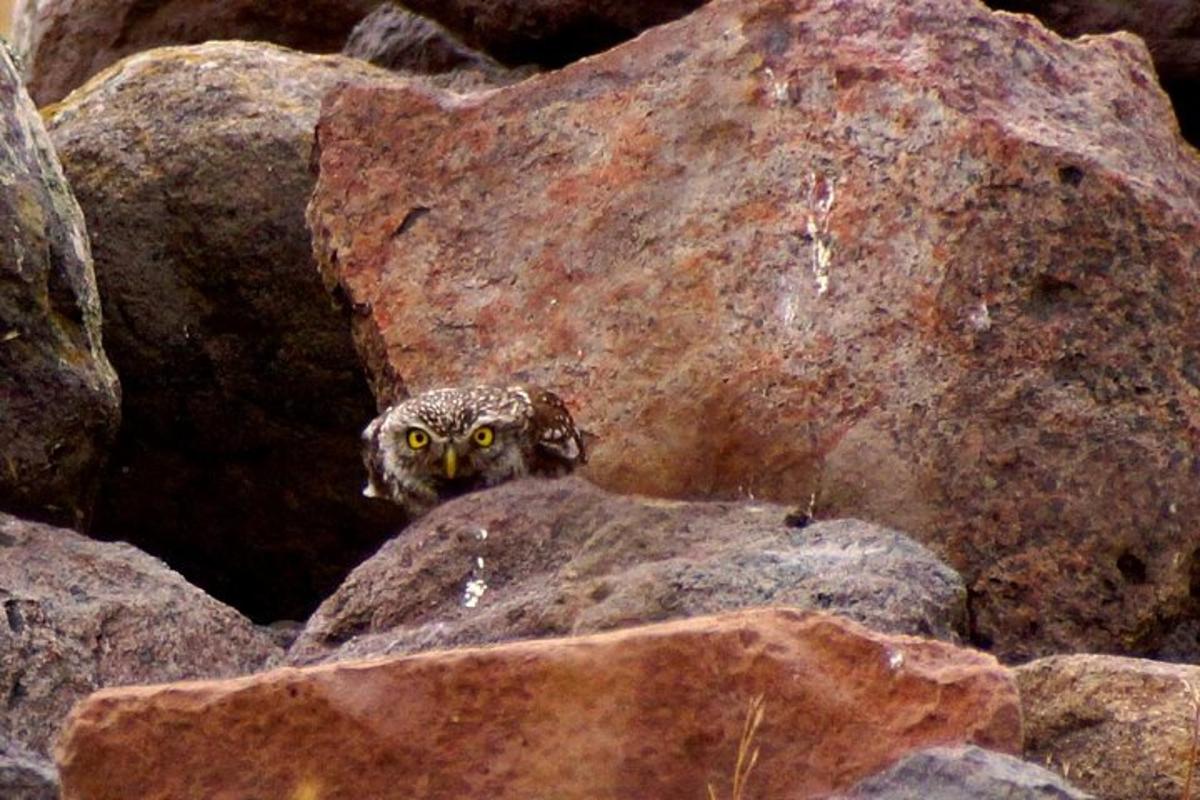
(362, 384), (585, 517)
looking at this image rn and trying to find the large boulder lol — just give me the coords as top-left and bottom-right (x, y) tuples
(42, 42), (429, 622)
(11, 0), (379, 105)
(57, 609), (1021, 800)
(1016, 654), (1200, 800)
(308, 0), (1200, 661)
(288, 477), (967, 664)
(0, 41), (119, 529)
(0, 512), (280, 760)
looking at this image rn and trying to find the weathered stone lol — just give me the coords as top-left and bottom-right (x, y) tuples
(308, 0), (1200, 660)
(395, 0), (706, 67)
(0, 512), (280, 760)
(57, 609), (1021, 800)
(836, 745), (1094, 799)
(12, 0), (379, 105)
(0, 41), (118, 529)
(1016, 654), (1200, 800)
(288, 477), (967, 664)
(343, 3), (505, 77)
(44, 42), (418, 622)
(0, 738), (58, 800)
(985, 1), (1200, 145)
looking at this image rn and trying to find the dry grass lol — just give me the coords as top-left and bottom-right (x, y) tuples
(707, 694), (766, 800)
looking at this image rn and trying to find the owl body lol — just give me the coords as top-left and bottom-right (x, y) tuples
(362, 384), (585, 516)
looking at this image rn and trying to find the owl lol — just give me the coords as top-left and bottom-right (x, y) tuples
(361, 384), (586, 516)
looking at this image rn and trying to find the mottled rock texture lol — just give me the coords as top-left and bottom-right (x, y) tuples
(0, 738), (58, 800)
(985, 0), (1200, 145)
(45, 42), (421, 622)
(836, 745), (1094, 799)
(394, 0), (706, 67)
(309, 0), (1200, 661)
(57, 609), (1021, 800)
(0, 512), (280, 760)
(342, 3), (507, 78)
(12, 0), (379, 105)
(0, 42), (118, 529)
(1017, 654), (1200, 800)
(288, 477), (967, 664)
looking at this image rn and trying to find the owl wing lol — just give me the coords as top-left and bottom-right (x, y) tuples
(524, 385), (587, 470)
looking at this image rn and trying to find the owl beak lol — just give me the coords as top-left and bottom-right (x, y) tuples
(443, 446), (458, 479)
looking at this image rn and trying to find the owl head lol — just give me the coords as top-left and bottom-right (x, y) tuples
(361, 384), (585, 517)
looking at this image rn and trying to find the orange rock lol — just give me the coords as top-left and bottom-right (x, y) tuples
(57, 609), (1020, 800)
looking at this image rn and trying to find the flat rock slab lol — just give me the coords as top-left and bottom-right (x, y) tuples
(836, 745), (1094, 799)
(0, 41), (119, 528)
(289, 476), (966, 664)
(57, 608), (1021, 800)
(309, 0), (1200, 661)
(0, 513), (280, 758)
(1017, 654), (1200, 800)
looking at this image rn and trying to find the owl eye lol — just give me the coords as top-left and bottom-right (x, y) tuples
(406, 428), (430, 449)
(472, 426), (494, 448)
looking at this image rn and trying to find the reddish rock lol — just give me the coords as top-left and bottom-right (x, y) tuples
(11, 0), (379, 105)
(1016, 654), (1200, 800)
(0, 512), (280, 760)
(57, 609), (1021, 800)
(288, 477), (967, 664)
(45, 42), (417, 621)
(0, 42), (118, 529)
(308, 0), (1200, 660)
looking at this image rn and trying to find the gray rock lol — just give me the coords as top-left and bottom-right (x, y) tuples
(0, 738), (57, 800)
(0, 38), (120, 530)
(838, 745), (1095, 799)
(288, 476), (966, 664)
(0, 512), (280, 757)
(343, 3), (503, 75)
(44, 42), (416, 622)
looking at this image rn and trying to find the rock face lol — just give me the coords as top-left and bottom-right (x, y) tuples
(342, 3), (506, 77)
(984, 1), (1200, 145)
(11, 0), (379, 105)
(57, 609), (1021, 800)
(288, 477), (967, 664)
(44, 42), (418, 622)
(0, 738), (58, 800)
(0, 42), (119, 529)
(0, 512), (280, 760)
(837, 745), (1094, 799)
(1017, 654), (1200, 800)
(395, 0), (707, 67)
(308, 0), (1200, 660)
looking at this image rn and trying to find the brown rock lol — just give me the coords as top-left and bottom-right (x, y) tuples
(0, 512), (280, 760)
(288, 477), (967, 664)
(1016, 654), (1200, 800)
(0, 42), (119, 529)
(985, 1), (1200, 144)
(43, 42), (419, 622)
(307, 0), (1200, 660)
(11, 0), (379, 105)
(396, 0), (707, 67)
(57, 608), (1021, 800)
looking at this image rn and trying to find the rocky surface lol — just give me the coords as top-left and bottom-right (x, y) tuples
(342, 3), (509, 78)
(1017, 654), (1200, 800)
(308, 0), (1200, 661)
(0, 738), (58, 800)
(392, 0), (706, 68)
(288, 477), (967, 664)
(44, 42), (428, 622)
(11, 0), (379, 105)
(835, 745), (1094, 799)
(0, 41), (119, 529)
(0, 512), (280, 759)
(985, 0), (1200, 145)
(57, 609), (1020, 800)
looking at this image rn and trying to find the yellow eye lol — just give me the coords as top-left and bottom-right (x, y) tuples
(406, 428), (429, 449)
(472, 426), (494, 448)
